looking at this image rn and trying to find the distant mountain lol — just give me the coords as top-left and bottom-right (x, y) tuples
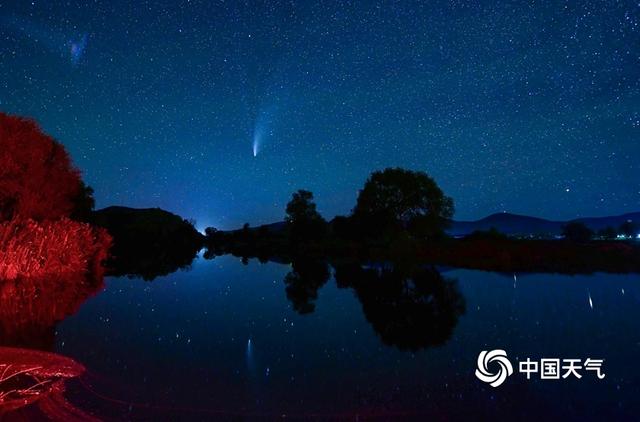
(448, 212), (640, 237)
(236, 212), (640, 238)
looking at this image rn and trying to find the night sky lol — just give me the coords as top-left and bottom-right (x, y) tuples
(1, 1), (638, 230)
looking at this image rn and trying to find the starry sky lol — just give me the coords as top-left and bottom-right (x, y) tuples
(1, 0), (638, 230)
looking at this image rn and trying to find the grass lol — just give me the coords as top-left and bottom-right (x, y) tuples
(0, 218), (111, 280)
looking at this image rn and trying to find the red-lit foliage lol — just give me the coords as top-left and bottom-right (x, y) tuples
(0, 218), (111, 281)
(0, 113), (82, 221)
(0, 112), (111, 280)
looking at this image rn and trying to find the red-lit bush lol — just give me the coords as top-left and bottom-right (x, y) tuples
(0, 219), (111, 280)
(0, 113), (111, 280)
(0, 113), (82, 221)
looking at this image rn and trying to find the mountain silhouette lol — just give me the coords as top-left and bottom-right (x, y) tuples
(223, 211), (639, 237)
(448, 212), (640, 236)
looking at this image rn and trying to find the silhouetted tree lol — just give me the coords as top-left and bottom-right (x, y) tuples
(465, 227), (508, 241)
(286, 190), (321, 222)
(619, 221), (637, 238)
(562, 222), (593, 242)
(285, 190), (327, 242)
(329, 215), (354, 239)
(352, 168), (454, 240)
(0, 113), (83, 221)
(597, 226), (617, 240)
(70, 181), (96, 222)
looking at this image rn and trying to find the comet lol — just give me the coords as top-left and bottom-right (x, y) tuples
(252, 119), (263, 157)
(252, 102), (278, 157)
(252, 135), (259, 157)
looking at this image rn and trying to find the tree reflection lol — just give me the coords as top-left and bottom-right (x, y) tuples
(0, 266), (106, 417)
(283, 258), (330, 314)
(0, 272), (104, 350)
(106, 241), (200, 281)
(334, 263), (465, 351)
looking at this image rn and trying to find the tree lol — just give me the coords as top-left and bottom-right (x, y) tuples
(597, 226), (617, 240)
(465, 227), (508, 241)
(0, 113), (83, 221)
(285, 190), (322, 224)
(285, 190), (327, 242)
(0, 113), (112, 282)
(70, 181), (96, 222)
(562, 222), (593, 242)
(352, 168), (454, 240)
(619, 221), (637, 238)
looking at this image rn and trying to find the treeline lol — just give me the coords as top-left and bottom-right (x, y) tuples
(203, 167), (640, 274)
(205, 167), (454, 250)
(561, 221), (637, 242)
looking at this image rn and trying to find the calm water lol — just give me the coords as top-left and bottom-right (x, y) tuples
(47, 254), (640, 420)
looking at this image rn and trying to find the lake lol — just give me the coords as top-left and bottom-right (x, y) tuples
(30, 254), (640, 419)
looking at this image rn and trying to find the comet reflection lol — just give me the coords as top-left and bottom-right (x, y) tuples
(246, 337), (255, 374)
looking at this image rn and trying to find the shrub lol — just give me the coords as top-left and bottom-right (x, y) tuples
(0, 218), (111, 280)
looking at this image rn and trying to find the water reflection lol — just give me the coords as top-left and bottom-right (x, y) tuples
(278, 255), (466, 351)
(0, 347), (92, 419)
(334, 262), (466, 351)
(283, 258), (331, 314)
(0, 270), (105, 418)
(0, 273), (104, 351)
(42, 254), (640, 419)
(106, 242), (200, 281)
